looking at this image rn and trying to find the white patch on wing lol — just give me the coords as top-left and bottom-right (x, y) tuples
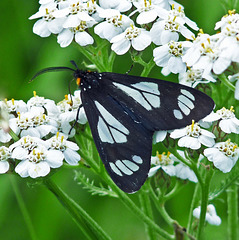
(95, 101), (129, 134)
(132, 155), (143, 164)
(95, 101), (129, 143)
(109, 162), (122, 176)
(115, 160), (133, 175)
(113, 83), (152, 110)
(131, 82), (160, 95)
(178, 95), (194, 109)
(122, 160), (139, 172)
(109, 127), (127, 143)
(178, 101), (190, 115)
(97, 117), (114, 143)
(142, 92), (160, 108)
(173, 109), (183, 120)
(181, 89), (195, 101)
(113, 82), (161, 110)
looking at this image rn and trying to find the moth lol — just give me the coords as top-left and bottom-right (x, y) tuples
(32, 62), (214, 193)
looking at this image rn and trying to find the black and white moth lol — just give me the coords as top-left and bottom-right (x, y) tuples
(32, 63), (214, 193)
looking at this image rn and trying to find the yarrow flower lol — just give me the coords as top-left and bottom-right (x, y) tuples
(46, 132), (81, 165)
(94, 9), (133, 41)
(29, 2), (65, 37)
(170, 120), (216, 150)
(193, 204), (221, 226)
(204, 139), (239, 173)
(149, 151), (198, 182)
(149, 151), (176, 177)
(150, 5), (198, 45)
(10, 133), (81, 178)
(0, 146), (10, 174)
(111, 24), (151, 55)
(178, 67), (216, 88)
(153, 40), (192, 75)
(9, 108), (58, 138)
(27, 91), (59, 117)
(203, 106), (239, 134)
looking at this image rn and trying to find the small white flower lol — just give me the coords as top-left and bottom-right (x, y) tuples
(193, 204), (221, 226)
(0, 105), (11, 143)
(182, 33), (231, 75)
(178, 68), (216, 88)
(153, 130), (167, 143)
(9, 135), (46, 160)
(149, 151), (176, 177)
(111, 24), (151, 55)
(175, 162), (197, 182)
(29, 2), (65, 37)
(15, 146), (64, 178)
(94, 9), (133, 41)
(132, 0), (166, 24)
(46, 132), (81, 165)
(170, 120), (215, 150)
(149, 150), (198, 182)
(57, 20), (96, 47)
(150, 6), (198, 45)
(153, 40), (192, 76)
(204, 139), (239, 173)
(214, 10), (239, 32)
(99, 0), (132, 12)
(1, 99), (28, 118)
(0, 146), (10, 174)
(203, 106), (239, 134)
(9, 109), (57, 139)
(27, 91), (59, 117)
(53, 0), (94, 28)
(229, 73), (239, 100)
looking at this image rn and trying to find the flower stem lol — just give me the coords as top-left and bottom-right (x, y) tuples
(187, 182), (200, 235)
(227, 183), (238, 240)
(218, 73), (235, 91)
(196, 168), (214, 240)
(101, 173), (174, 240)
(8, 128), (19, 142)
(44, 178), (111, 240)
(139, 186), (158, 240)
(10, 175), (37, 240)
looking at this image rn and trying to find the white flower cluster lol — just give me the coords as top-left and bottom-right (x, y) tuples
(30, 1), (197, 69)
(149, 151), (198, 183)
(30, 2), (239, 89)
(0, 90), (87, 178)
(151, 106), (239, 177)
(193, 204), (221, 226)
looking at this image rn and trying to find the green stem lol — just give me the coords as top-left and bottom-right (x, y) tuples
(147, 183), (174, 226)
(102, 173), (174, 240)
(76, 45), (106, 72)
(218, 73), (235, 92)
(8, 128), (19, 142)
(141, 58), (155, 77)
(44, 178), (111, 240)
(196, 169), (214, 240)
(139, 187), (158, 240)
(187, 183), (200, 235)
(10, 175), (37, 240)
(227, 183), (238, 240)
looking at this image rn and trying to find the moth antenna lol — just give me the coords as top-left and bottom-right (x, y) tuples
(126, 64), (134, 75)
(69, 104), (83, 134)
(30, 66), (75, 82)
(70, 60), (79, 69)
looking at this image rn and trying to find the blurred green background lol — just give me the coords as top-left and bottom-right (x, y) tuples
(0, 0), (237, 239)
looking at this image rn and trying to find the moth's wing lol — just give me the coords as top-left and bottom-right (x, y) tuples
(81, 87), (153, 193)
(101, 73), (215, 131)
